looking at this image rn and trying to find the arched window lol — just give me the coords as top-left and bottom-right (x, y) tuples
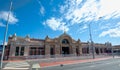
(62, 39), (69, 44)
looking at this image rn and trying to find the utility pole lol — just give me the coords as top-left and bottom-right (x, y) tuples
(88, 23), (95, 59)
(0, 1), (13, 69)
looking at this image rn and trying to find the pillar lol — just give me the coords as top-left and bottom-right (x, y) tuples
(72, 45), (76, 56)
(19, 46), (21, 56)
(98, 48), (101, 55)
(45, 44), (50, 58)
(79, 46), (82, 55)
(9, 44), (15, 56)
(102, 48), (104, 54)
(24, 46), (29, 56)
(55, 44), (60, 57)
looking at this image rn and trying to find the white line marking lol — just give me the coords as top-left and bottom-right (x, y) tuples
(3, 67), (29, 69)
(89, 65), (95, 67)
(32, 64), (40, 68)
(105, 63), (111, 64)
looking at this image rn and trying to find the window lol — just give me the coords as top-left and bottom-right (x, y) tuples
(62, 39), (69, 44)
(15, 47), (19, 56)
(29, 47), (37, 55)
(20, 47), (24, 56)
(38, 47), (44, 55)
(29, 47), (45, 55)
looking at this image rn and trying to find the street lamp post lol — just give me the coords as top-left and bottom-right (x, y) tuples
(0, 1), (12, 69)
(88, 23), (95, 59)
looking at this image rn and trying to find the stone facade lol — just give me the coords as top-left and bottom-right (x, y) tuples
(113, 45), (120, 54)
(4, 33), (112, 60)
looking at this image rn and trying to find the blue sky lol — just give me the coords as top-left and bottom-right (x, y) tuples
(0, 0), (120, 45)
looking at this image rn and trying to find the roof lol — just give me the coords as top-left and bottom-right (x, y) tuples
(30, 38), (44, 41)
(59, 32), (71, 38)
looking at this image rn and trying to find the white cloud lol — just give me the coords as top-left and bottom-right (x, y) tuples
(44, 0), (120, 32)
(40, 6), (45, 15)
(116, 22), (120, 27)
(0, 22), (5, 27)
(0, 40), (7, 45)
(0, 11), (18, 24)
(98, 0), (120, 19)
(44, 17), (69, 32)
(61, 0), (120, 23)
(2, 42), (7, 45)
(99, 22), (120, 37)
(99, 27), (120, 37)
(80, 24), (88, 30)
(37, 0), (45, 15)
(100, 23), (112, 30)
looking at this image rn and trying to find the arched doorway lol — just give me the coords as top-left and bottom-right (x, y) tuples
(61, 39), (70, 56)
(76, 46), (80, 56)
(50, 47), (55, 58)
(95, 48), (99, 55)
(62, 46), (69, 56)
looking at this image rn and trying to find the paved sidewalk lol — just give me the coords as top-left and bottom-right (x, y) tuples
(40, 57), (113, 68)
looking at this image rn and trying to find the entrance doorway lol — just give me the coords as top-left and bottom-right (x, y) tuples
(95, 48), (99, 55)
(50, 47), (55, 58)
(62, 47), (69, 56)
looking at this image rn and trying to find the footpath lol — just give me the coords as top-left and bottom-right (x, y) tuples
(40, 57), (113, 68)
(3, 56), (118, 69)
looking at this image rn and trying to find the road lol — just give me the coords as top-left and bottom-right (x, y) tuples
(41, 58), (120, 70)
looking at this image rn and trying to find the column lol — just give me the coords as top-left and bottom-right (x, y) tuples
(102, 48), (104, 54)
(79, 46), (82, 55)
(19, 46), (21, 56)
(72, 45), (76, 56)
(78, 45), (82, 55)
(24, 46), (29, 56)
(98, 48), (101, 55)
(55, 44), (60, 57)
(69, 45), (73, 55)
(45, 44), (50, 58)
(9, 44), (14, 56)
(88, 43), (92, 54)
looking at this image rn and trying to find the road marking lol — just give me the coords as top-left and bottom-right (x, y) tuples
(3, 67), (29, 69)
(105, 63), (111, 64)
(3, 61), (30, 70)
(88, 65), (95, 67)
(32, 64), (40, 68)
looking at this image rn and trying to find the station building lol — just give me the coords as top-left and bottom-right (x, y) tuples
(4, 33), (112, 60)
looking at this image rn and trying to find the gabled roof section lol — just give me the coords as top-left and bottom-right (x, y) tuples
(59, 32), (71, 38)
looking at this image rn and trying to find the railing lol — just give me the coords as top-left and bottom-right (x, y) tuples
(7, 53), (114, 61)
(25, 55), (45, 59)
(23, 54), (113, 63)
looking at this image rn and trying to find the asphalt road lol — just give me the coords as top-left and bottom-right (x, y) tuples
(41, 58), (120, 70)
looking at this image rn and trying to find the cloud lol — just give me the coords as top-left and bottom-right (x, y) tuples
(99, 22), (120, 37)
(43, 17), (69, 32)
(66, 0), (120, 23)
(0, 40), (7, 45)
(0, 11), (18, 24)
(0, 22), (5, 27)
(44, 0), (120, 32)
(100, 23), (112, 30)
(40, 6), (45, 15)
(99, 27), (120, 37)
(37, 0), (45, 15)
